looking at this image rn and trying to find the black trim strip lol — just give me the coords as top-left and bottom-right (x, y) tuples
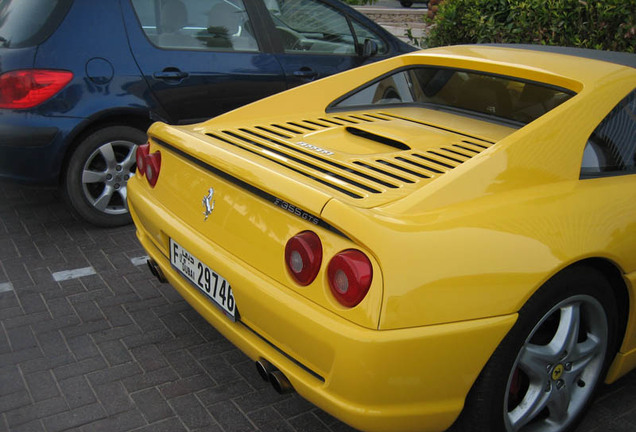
(154, 138), (349, 238)
(240, 322), (326, 382)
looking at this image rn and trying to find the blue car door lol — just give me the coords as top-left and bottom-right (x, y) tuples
(121, 0), (287, 124)
(258, 0), (395, 89)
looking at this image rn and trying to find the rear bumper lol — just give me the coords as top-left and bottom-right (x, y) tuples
(128, 178), (516, 432)
(0, 111), (83, 184)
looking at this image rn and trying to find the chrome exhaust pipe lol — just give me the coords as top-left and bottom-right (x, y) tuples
(255, 358), (276, 382)
(269, 370), (294, 394)
(255, 359), (295, 394)
(146, 258), (167, 283)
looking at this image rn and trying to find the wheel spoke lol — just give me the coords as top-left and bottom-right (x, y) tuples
(519, 344), (554, 379)
(98, 142), (117, 170)
(547, 384), (571, 424)
(93, 186), (115, 211)
(120, 144), (137, 172)
(509, 384), (551, 430)
(117, 187), (129, 211)
(82, 169), (107, 184)
(549, 303), (581, 357)
(569, 334), (603, 375)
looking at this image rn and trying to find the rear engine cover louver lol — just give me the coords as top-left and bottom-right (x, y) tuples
(202, 112), (494, 202)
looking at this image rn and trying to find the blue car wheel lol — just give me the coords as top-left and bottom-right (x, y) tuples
(64, 126), (147, 227)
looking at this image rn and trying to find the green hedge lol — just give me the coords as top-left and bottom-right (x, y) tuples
(424, 0), (636, 52)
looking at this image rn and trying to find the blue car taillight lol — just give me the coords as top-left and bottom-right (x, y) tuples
(0, 69), (73, 109)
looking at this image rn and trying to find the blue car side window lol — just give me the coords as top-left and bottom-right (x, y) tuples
(265, 0), (386, 55)
(131, 0), (259, 52)
(581, 89), (636, 177)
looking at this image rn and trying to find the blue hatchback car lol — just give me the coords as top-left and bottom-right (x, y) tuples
(0, 0), (412, 226)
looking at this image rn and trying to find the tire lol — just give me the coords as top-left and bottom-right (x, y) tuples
(452, 266), (618, 432)
(64, 126), (146, 227)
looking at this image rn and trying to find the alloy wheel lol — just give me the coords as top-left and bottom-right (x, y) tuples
(504, 295), (608, 432)
(81, 140), (137, 215)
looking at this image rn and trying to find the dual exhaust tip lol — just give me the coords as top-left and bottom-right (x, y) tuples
(146, 258), (167, 283)
(255, 359), (294, 394)
(145, 260), (293, 395)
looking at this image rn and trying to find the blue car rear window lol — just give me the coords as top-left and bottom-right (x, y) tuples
(0, 0), (73, 48)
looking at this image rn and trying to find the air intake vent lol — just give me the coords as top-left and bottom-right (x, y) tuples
(346, 127), (410, 151)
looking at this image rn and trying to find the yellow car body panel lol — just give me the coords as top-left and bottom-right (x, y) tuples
(128, 45), (636, 431)
(129, 183), (516, 432)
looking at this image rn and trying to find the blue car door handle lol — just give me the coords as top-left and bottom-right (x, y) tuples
(293, 67), (318, 80)
(154, 68), (189, 81)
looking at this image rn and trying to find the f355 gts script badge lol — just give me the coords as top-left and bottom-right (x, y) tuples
(202, 188), (215, 221)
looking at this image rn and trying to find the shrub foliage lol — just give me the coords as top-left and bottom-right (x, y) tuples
(424, 0), (636, 52)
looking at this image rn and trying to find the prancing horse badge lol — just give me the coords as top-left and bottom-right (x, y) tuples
(202, 187), (215, 221)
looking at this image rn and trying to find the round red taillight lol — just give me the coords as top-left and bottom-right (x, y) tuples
(327, 250), (372, 307)
(145, 151), (161, 187)
(285, 231), (322, 286)
(136, 144), (150, 177)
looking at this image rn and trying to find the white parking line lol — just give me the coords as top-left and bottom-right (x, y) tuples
(52, 267), (96, 282)
(131, 256), (149, 266)
(0, 282), (13, 293)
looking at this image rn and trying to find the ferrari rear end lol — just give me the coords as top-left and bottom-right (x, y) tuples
(128, 107), (517, 431)
(129, 103), (532, 429)
(127, 45), (623, 431)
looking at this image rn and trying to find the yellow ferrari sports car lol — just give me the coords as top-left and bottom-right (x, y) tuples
(128, 45), (636, 432)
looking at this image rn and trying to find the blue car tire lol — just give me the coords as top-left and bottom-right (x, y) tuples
(64, 126), (147, 227)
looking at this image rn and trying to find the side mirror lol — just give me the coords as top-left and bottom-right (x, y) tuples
(362, 38), (378, 58)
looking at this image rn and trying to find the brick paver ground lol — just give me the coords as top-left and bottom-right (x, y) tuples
(0, 180), (634, 432)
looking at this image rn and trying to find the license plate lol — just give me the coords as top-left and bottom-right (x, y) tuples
(170, 238), (236, 320)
